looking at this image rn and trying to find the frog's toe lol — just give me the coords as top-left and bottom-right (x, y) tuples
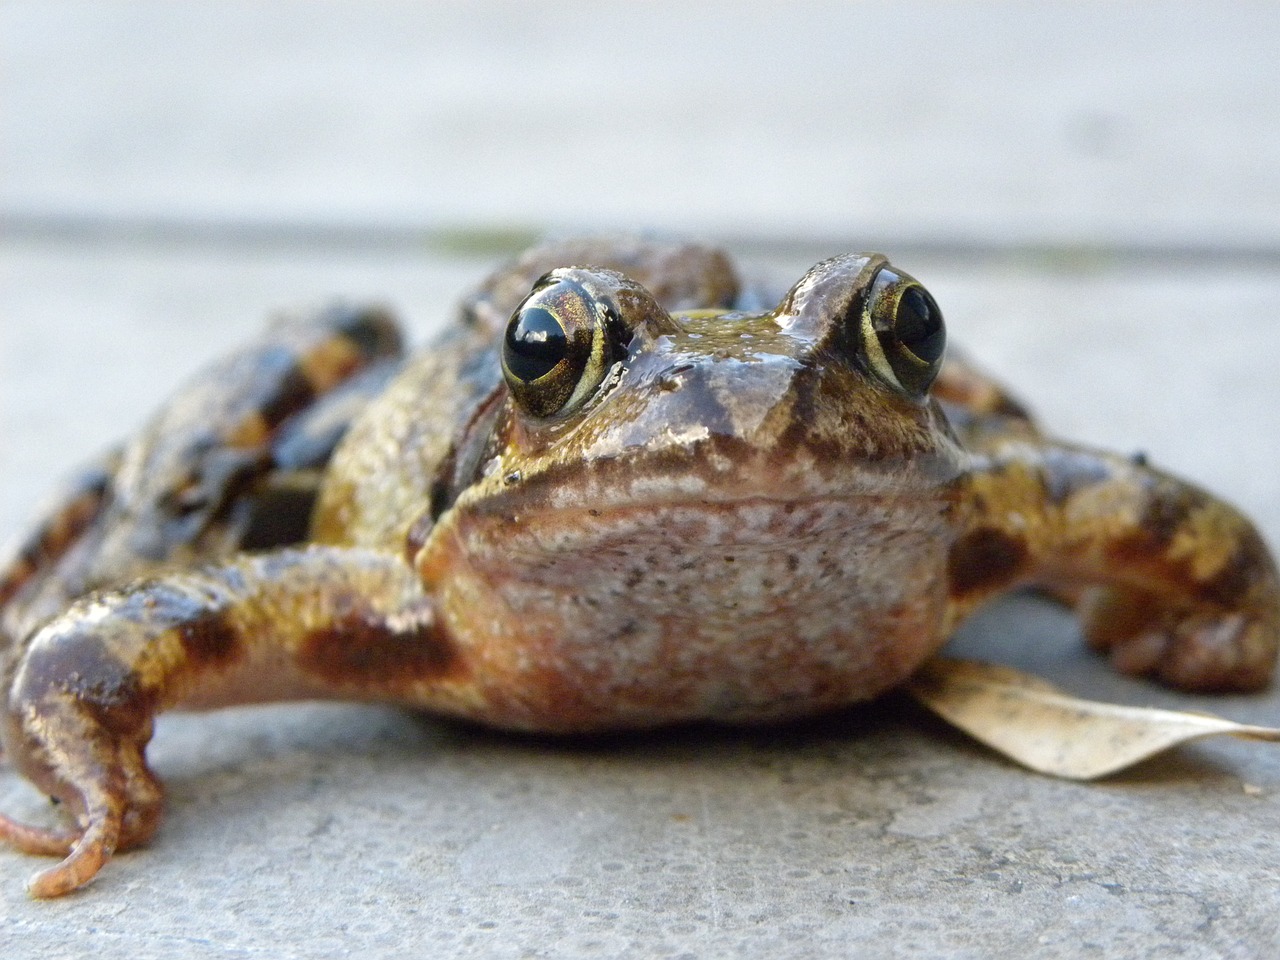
(2, 689), (165, 895)
(0, 813), (78, 856)
(1156, 612), (1276, 692)
(22, 812), (119, 899)
(0, 756), (161, 897)
(1082, 587), (1278, 692)
(0, 787), (125, 898)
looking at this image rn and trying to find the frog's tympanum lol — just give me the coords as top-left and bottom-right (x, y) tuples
(2, 239), (1276, 896)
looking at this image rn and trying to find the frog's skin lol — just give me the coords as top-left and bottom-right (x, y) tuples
(1, 239), (1277, 897)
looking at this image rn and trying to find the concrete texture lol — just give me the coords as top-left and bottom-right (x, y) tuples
(2, 3), (1280, 957)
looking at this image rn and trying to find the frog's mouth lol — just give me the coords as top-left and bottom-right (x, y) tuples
(471, 428), (961, 516)
(447, 486), (954, 590)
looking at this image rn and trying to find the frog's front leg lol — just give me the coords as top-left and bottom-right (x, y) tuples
(0, 546), (453, 897)
(948, 440), (1280, 691)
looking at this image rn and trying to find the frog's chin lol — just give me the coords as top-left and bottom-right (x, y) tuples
(424, 487), (954, 733)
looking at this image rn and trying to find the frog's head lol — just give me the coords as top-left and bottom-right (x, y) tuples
(459, 253), (962, 517)
(425, 255), (969, 727)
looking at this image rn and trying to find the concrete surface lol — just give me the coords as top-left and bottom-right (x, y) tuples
(3, 3), (1280, 958)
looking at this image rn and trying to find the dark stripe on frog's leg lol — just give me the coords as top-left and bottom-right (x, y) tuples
(235, 358), (406, 551)
(0, 546), (453, 897)
(0, 451), (120, 638)
(210, 304), (404, 453)
(947, 440), (1280, 691)
(233, 469), (327, 551)
(947, 527), (1028, 596)
(268, 358), (403, 472)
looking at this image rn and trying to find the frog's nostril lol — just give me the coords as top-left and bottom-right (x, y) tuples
(658, 363), (695, 392)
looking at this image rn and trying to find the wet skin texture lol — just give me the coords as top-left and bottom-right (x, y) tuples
(1, 238), (1277, 897)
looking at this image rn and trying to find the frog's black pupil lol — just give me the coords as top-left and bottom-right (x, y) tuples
(504, 307), (568, 382)
(895, 287), (945, 364)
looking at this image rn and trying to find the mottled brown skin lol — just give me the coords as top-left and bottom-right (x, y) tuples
(0, 303), (404, 648)
(1, 239), (1276, 897)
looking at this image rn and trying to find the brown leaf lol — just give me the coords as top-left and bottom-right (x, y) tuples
(905, 657), (1280, 779)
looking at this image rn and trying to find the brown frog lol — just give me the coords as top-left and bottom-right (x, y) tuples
(1, 239), (1276, 898)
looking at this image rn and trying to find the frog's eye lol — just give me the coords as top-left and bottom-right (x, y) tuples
(501, 274), (621, 418)
(859, 266), (946, 397)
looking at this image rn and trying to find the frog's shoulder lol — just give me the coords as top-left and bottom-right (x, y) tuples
(311, 330), (499, 550)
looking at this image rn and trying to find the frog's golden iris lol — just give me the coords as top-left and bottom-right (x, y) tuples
(859, 266), (947, 399)
(501, 273), (622, 418)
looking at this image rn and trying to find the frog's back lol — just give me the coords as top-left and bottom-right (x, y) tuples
(311, 329), (491, 549)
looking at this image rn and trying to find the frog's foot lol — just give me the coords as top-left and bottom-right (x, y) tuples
(0, 748), (162, 897)
(0, 811), (118, 899)
(1, 670), (163, 897)
(1081, 586), (1278, 692)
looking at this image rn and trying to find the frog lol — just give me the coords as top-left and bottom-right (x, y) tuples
(1, 238), (1276, 898)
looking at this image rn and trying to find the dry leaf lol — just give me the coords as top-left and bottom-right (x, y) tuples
(905, 657), (1280, 779)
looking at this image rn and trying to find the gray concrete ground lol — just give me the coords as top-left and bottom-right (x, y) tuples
(2, 3), (1280, 958)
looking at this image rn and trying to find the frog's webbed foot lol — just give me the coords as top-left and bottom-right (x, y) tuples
(1080, 585), (1277, 691)
(0, 716), (162, 898)
(1, 603), (169, 896)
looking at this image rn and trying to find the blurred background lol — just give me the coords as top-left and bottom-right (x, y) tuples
(4, 1), (1279, 523)
(6, 2), (1278, 244)
(3, 2), (1280, 956)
